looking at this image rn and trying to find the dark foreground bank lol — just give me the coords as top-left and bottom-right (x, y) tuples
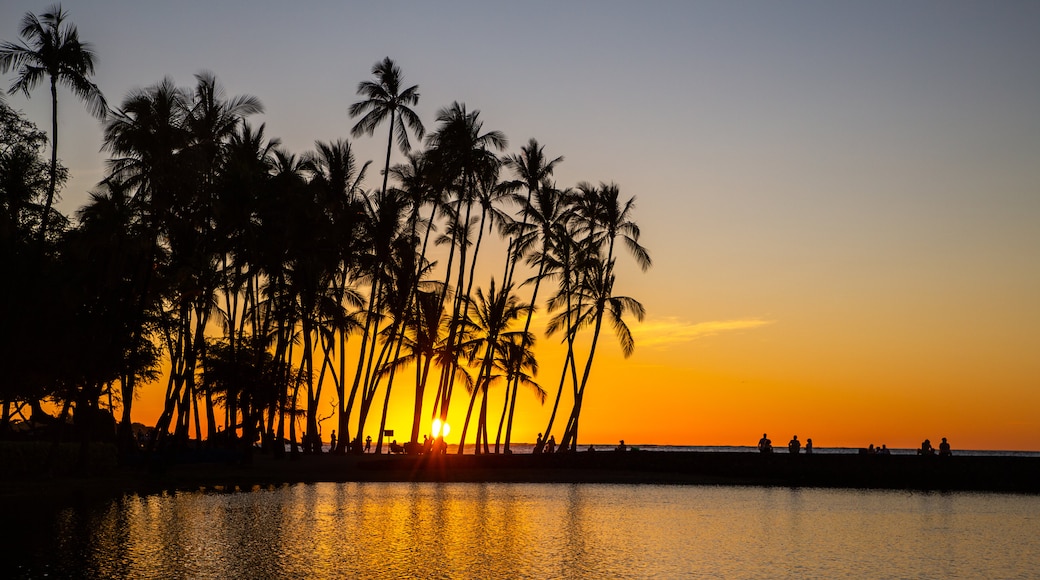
(3, 450), (1039, 504)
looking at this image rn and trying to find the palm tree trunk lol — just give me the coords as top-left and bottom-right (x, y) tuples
(440, 190), (475, 419)
(346, 277), (379, 453)
(559, 302), (606, 451)
(503, 263), (546, 451)
(456, 342), (494, 454)
(38, 76), (58, 242)
(410, 352), (434, 444)
(381, 111), (394, 197)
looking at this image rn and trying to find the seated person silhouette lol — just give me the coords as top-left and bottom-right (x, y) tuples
(938, 437), (952, 456)
(615, 439), (627, 452)
(788, 435), (801, 454)
(919, 439), (935, 455)
(758, 433), (773, 454)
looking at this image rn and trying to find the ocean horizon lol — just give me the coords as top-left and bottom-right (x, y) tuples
(331, 442), (1040, 457)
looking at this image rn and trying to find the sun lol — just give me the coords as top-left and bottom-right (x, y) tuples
(432, 419), (451, 438)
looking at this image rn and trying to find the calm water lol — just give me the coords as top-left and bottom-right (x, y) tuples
(5, 483), (1039, 579)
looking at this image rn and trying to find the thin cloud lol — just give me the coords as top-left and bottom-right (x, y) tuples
(634, 317), (776, 348)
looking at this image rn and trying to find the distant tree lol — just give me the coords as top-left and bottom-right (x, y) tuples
(0, 4), (107, 240)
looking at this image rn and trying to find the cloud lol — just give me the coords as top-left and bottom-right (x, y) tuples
(633, 317), (776, 348)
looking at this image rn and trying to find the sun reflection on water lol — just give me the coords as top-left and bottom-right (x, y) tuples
(9, 483), (1040, 578)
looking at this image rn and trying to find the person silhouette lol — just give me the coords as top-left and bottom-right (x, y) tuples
(939, 437), (952, 456)
(788, 435), (801, 454)
(547, 435), (556, 454)
(758, 433), (772, 454)
(616, 439), (627, 452)
(330, 430), (336, 453)
(805, 438), (813, 455)
(920, 439), (935, 455)
(365, 435), (372, 453)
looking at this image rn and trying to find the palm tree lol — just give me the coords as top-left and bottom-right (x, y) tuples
(348, 188), (413, 453)
(1, 4), (107, 239)
(500, 183), (573, 451)
(501, 138), (563, 285)
(423, 102), (507, 424)
(556, 183), (651, 451)
(101, 74), (262, 450)
(455, 279), (531, 454)
(538, 220), (591, 449)
(212, 121), (280, 448)
(492, 332), (545, 453)
(304, 138), (369, 453)
(349, 57), (424, 199)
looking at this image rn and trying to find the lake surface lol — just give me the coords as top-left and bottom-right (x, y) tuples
(6, 482), (1039, 578)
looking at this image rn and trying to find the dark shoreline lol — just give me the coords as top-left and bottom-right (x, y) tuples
(4, 450), (1039, 504)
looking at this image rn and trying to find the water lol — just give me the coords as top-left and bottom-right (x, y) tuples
(5, 483), (1039, 578)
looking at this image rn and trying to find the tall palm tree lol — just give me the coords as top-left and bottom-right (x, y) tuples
(556, 183), (651, 450)
(349, 57), (424, 198)
(212, 121), (280, 449)
(539, 220), (591, 449)
(1, 4), (107, 239)
(500, 183), (573, 451)
(423, 102), (507, 424)
(304, 138), (369, 453)
(101, 74), (261, 450)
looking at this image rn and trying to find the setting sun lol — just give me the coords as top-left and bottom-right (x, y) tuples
(432, 419), (451, 439)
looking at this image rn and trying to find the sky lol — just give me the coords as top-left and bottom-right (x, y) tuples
(3, 1), (1039, 450)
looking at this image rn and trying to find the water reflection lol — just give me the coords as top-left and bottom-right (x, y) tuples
(5, 484), (1040, 578)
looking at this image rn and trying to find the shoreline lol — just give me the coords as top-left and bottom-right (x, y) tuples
(3, 450), (1039, 504)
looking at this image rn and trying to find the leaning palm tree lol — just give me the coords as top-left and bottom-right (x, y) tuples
(1, 4), (107, 239)
(555, 256), (645, 452)
(555, 183), (651, 451)
(500, 183), (574, 451)
(349, 57), (424, 199)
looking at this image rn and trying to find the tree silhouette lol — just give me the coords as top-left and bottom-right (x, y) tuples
(0, 4), (107, 240)
(556, 183), (650, 450)
(349, 57), (424, 199)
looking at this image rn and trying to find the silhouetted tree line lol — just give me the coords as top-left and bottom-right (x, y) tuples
(0, 6), (650, 470)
